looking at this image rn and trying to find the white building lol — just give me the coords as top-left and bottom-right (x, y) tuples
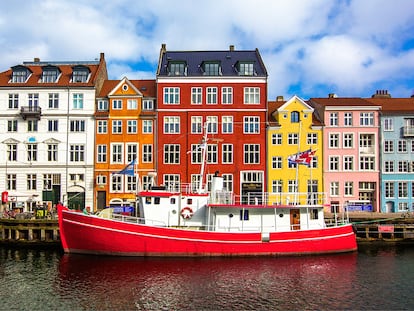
(0, 54), (107, 213)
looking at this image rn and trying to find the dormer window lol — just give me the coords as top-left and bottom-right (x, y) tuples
(168, 61), (187, 76)
(71, 65), (90, 83)
(202, 61), (221, 76)
(236, 61), (255, 76)
(11, 65), (31, 83)
(41, 65), (60, 83)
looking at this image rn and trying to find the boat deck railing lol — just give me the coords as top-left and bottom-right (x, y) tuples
(210, 191), (328, 207)
(110, 213), (166, 227)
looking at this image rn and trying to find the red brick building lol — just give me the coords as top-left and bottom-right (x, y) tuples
(155, 44), (268, 200)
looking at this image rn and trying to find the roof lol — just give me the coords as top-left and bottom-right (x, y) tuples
(156, 45), (267, 77)
(309, 97), (381, 107)
(366, 97), (414, 114)
(0, 53), (107, 88)
(98, 79), (156, 98)
(267, 99), (323, 127)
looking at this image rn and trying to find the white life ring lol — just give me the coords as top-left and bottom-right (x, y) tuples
(181, 207), (193, 219)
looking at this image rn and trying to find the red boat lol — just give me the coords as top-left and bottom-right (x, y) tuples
(58, 181), (357, 256)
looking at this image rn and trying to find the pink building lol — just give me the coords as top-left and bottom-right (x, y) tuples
(309, 97), (381, 213)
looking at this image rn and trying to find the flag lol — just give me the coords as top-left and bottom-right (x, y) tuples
(288, 149), (316, 167)
(114, 159), (136, 176)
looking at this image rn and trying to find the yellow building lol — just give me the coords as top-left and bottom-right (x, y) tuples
(267, 95), (323, 205)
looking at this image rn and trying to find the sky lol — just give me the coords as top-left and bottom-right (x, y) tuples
(1, 0), (414, 100)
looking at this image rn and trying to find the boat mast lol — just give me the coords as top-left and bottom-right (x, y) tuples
(198, 122), (209, 193)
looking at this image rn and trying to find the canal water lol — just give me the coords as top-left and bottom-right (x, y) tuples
(0, 244), (413, 311)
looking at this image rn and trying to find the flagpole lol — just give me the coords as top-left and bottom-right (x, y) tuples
(295, 121), (302, 204)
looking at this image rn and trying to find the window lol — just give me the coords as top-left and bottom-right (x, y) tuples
(191, 116), (203, 134)
(191, 87), (202, 104)
(330, 113), (338, 126)
(359, 134), (374, 151)
(164, 144), (180, 164)
(8, 94), (19, 109)
(163, 174), (180, 191)
(142, 144), (153, 163)
(288, 180), (297, 193)
(222, 144), (233, 164)
(329, 156), (339, 171)
(398, 161), (409, 172)
(272, 156), (282, 169)
(28, 93), (39, 107)
(360, 156), (375, 170)
(223, 174), (233, 192)
(244, 144), (260, 164)
(398, 140), (407, 153)
(27, 120), (38, 132)
(42, 68), (59, 83)
(98, 100), (108, 111)
(329, 133), (339, 148)
(26, 144), (37, 162)
(344, 112), (353, 126)
(398, 182), (408, 198)
(203, 62), (220, 75)
(7, 144), (17, 161)
(127, 120), (137, 134)
(11, 67), (29, 83)
(244, 87), (260, 104)
(27, 174), (37, 190)
(384, 140), (394, 153)
(143, 120), (153, 134)
(384, 161), (394, 172)
(385, 182), (394, 198)
(240, 209), (249, 221)
(207, 116), (218, 134)
(244, 116), (260, 134)
(272, 180), (283, 193)
(307, 133), (318, 145)
(190, 144), (202, 164)
(127, 99), (137, 110)
(97, 145), (107, 163)
(126, 144), (138, 163)
(126, 175), (137, 192)
(207, 144), (218, 164)
(47, 144), (58, 161)
(69, 145), (85, 162)
(291, 111), (300, 123)
(73, 93), (84, 109)
(206, 87), (218, 104)
(48, 93), (59, 109)
(237, 62), (254, 75)
(222, 116), (233, 134)
(343, 133), (353, 148)
(111, 144), (123, 163)
(288, 133), (299, 145)
(97, 120), (107, 134)
(164, 87), (180, 104)
(6, 174), (17, 190)
(111, 175), (122, 192)
(142, 99), (154, 110)
(112, 120), (122, 134)
(72, 67), (89, 83)
(8, 120), (17, 132)
(164, 116), (180, 134)
(272, 133), (282, 145)
(168, 62), (186, 76)
(70, 120), (85, 132)
(97, 175), (107, 185)
(330, 182), (339, 196)
(384, 118), (393, 131)
(343, 156), (354, 171)
(112, 100), (122, 109)
(344, 181), (353, 196)
(360, 112), (374, 126)
(222, 87), (233, 104)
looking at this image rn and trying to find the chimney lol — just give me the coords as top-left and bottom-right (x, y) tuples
(229, 45), (235, 51)
(34, 57), (40, 62)
(372, 90), (391, 98)
(276, 95), (284, 101)
(100, 52), (105, 61)
(161, 43), (167, 52)
(328, 93), (338, 98)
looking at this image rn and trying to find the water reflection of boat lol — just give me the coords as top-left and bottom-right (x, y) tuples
(57, 253), (358, 310)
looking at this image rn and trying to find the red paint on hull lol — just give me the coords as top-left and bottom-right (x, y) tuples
(58, 206), (357, 257)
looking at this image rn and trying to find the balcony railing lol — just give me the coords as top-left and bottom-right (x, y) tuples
(403, 126), (414, 137)
(20, 106), (42, 120)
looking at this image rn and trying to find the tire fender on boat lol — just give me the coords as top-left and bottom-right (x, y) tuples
(181, 207), (193, 219)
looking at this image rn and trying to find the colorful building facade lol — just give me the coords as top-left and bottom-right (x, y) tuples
(94, 78), (156, 210)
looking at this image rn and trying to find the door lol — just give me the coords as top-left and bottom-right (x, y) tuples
(290, 209), (300, 230)
(97, 191), (106, 210)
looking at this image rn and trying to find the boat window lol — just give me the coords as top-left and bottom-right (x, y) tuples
(240, 209), (249, 221)
(187, 198), (192, 205)
(310, 209), (319, 220)
(145, 197), (151, 204)
(170, 198), (176, 204)
(154, 197), (160, 204)
(279, 213), (284, 218)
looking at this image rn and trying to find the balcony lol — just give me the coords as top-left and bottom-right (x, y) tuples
(20, 106), (41, 120)
(403, 126), (414, 137)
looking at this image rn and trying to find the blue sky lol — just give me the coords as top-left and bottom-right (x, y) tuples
(1, 0), (414, 100)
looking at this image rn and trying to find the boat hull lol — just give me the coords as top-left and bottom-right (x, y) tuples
(58, 206), (357, 257)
